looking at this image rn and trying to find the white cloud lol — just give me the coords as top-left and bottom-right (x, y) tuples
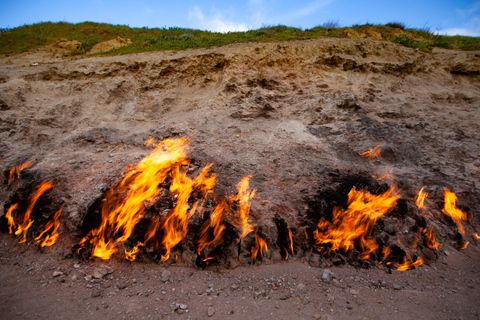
(442, 28), (480, 37)
(286, 0), (333, 20)
(188, 6), (249, 32)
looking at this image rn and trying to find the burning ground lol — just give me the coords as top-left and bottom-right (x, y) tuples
(0, 38), (480, 319)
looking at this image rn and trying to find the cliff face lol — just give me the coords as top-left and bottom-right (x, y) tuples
(1, 38), (479, 228)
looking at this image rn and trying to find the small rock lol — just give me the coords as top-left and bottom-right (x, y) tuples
(393, 284), (402, 290)
(161, 270), (171, 282)
(321, 269), (332, 283)
(91, 290), (102, 298)
(53, 271), (63, 277)
(297, 283), (305, 290)
(179, 304), (187, 310)
(93, 266), (113, 279)
(349, 289), (359, 295)
(207, 306), (215, 317)
(73, 263), (80, 269)
(313, 314), (333, 320)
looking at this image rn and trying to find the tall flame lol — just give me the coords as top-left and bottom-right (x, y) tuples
(230, 176), (256, 242)
(82, 138), (192, 259)
(80, 138), (219, 261)
(5, 204), (19, 234)
(197, 202), (227, 261)
(251, 233), (268, 260)
(15, 181), (54, 243)
(34, 207), (62, 247)
(416, 187), (428, 209)
(442, 188), (468, 235)
(160, 164), (216, 261)
(359, 145), (383, 159)
(314, 187), (399, 257)
(8, 161), (33, 184)
(288, 228), (294, 256)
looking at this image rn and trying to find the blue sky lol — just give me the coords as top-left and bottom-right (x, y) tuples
(1, 0), (480, 36)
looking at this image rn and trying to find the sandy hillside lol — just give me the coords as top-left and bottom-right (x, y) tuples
(0, 38), (479, 319)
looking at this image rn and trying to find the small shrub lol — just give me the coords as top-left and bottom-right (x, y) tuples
(386, 22), (405, 30)
(432, 36), (451, 49)
(179, 33), (195, 41)
(393, 35), (416, 47)
(255, 30), (268, 37)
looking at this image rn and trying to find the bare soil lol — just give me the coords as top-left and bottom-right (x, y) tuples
(0, 38), (479, 319)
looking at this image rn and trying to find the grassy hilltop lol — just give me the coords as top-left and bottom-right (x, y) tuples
(1, 21), (479, 56)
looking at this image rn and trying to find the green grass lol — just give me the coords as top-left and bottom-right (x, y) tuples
(0, 21), (479, 56)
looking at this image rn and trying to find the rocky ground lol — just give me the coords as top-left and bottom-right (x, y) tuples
(0, 37), (479, 319)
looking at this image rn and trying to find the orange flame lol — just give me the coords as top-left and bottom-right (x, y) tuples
(460, 241), (469, 250)
(423, 226), (441, 250)
(395, 256), (423, 271)
(5, 204), (18, 234)
(358, 237), (379, 260)
(251, 233), (268, 260)
(160, 164), (216, 261)
(144, 137), (156, 147)
(8, 161), (33, 184)
(80, 138), (218, 261)
(34, 207), (62, 247)
(230, 176), (256, 242)
(125, 242), (143, 261)
(416, 187), (428, 210)
(382, 246), (390, 259)
(288, 228), (294, 256)
(197, 202), (227, 261)
(360, 145), (383, 160)
(442, 188), (468, 235)
(474, 233), (480, 239)
(314, 187), (399, 257)
(15, 181), (54, 243)
(82, 137), (192, 259)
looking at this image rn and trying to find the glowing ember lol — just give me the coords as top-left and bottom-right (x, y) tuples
(251, 233), (268, 261)
(15, 181), (54, 243)
(442, 188), (468, 235)
(416, 187), (428, 210)
(474, 233), (480, 239)
(360, 144), (383, 159)
(395, 256), (423, 271)
(314, 187), (399, 257)
(8, 161), (33, 185)
(422, 226), (441, 250)
(34, 207), (62, 247)
(230, 176), (256, 242)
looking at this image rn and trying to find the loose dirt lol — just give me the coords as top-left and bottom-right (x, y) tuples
(0, 37), (479, 319)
